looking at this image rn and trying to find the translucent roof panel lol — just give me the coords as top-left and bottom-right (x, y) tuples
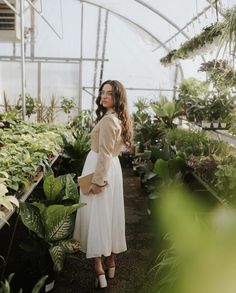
(0, 0), (235, 114)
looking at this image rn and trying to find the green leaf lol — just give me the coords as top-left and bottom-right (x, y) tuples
(43, 203), (85, 242)
(65, 174), (79, 202)
(59, 239), (80, 253)
(49, 245), (65, 272)
(49, 239), (80, 272)
(19, 202), (44, 238)
(31, 275), (48, 293)
(154, 159), (169, 181)
(43, 175), (63, 202)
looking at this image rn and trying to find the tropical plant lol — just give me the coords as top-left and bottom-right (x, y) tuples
(0, 273), (48, 293)
(177, 78), (209, 122)
(151, 95), (181, 128)
(16, 93), (36, 119)
(44, 95), (60, 123)
(60, 97), (76, 121)
(60, 110), (94, 175)
(153, 185), (236, 293)
(133, 98), (161, 150)
(19, 171), (86, 272)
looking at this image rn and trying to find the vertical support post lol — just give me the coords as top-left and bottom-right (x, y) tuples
(20, 0), (26, 120)
(78, 2), (84, 111)
(99, 10), (109, 87)
(37, 61), (42, 122)
(30, 3), (35, 58)
(173, 64), (179, 100)
(92, 8), (101, 111)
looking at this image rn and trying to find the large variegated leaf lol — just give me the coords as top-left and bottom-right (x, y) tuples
(49, 245), (65, 272)
(43, 175), (63, 201)
(19, 202), (44, 238)
(64, 174), (79, 202)
(32, 202), (47, 216)
(49, 239), (80, 272)
(43, 204), (85, 242)
(59, 239), (80, 253)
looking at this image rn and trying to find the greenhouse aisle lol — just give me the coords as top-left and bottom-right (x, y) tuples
(54, 167), (156, 293)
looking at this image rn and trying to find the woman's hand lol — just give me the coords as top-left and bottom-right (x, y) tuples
(88, 183), (103, 195)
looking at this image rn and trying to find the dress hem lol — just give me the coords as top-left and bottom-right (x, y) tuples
(79, 247), (128, 259)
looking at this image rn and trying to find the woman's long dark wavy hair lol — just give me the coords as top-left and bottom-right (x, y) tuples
(95, 80), (133, 149)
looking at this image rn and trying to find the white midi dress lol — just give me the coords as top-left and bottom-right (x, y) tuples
(73, 113), (127, 258)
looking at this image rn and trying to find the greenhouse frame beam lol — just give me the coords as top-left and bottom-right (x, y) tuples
(153, 4), (212, 51)
(99, 10), (109, 87)
(84, 86), (180, 92)
(206, 0), (225, 16)
(134, 0), (189, 39)
(79, 0), (169, 52)
(1, 0), (19, 15)
(0, 56), (108, 63)
(79, 0), (185, 81)
(92, 7), (102, 111)
(25, 0), (64, 39)
(78, 2), (84, 110)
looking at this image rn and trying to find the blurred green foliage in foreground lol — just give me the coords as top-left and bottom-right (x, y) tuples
(154, 185), (236, 293)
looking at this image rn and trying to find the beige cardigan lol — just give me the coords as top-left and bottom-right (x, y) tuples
(90, 112), (123, 186)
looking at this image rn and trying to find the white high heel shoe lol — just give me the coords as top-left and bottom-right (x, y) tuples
(95, 274), (107, 289)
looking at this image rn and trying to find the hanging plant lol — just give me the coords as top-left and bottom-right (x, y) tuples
(199, 59), (236, 93)
(160, 5), (236, 66)
(160, 23), (223, 66)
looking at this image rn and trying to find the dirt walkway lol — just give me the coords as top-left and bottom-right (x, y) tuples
(54, 168), (156, 293)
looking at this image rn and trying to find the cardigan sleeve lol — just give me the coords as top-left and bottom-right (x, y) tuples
(92, 116), (118, 186)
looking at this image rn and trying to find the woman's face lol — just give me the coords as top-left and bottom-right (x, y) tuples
(100, 83), (115, 111)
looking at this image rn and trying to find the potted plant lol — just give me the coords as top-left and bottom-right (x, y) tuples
(18, 171), (85, 291)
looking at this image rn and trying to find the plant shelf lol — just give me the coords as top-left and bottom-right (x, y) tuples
(0, 154), (59, 230)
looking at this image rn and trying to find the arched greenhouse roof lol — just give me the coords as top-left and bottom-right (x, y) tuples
(0, 0), (235, 116)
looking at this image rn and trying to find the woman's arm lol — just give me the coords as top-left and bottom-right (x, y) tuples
(88, 116), (117, 194)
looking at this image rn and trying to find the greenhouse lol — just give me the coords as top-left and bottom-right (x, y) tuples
(1, 0), (236, 292)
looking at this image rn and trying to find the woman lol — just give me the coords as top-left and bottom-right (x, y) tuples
(73, 80), (133, 288)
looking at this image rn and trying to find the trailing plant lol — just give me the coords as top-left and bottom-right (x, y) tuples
(160, 23), (223, 65)
(199, 59), (236, 94)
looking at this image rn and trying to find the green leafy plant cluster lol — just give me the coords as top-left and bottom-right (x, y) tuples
(61, 110), (94, 175)
(153, 185), (236, 293)
(199, 59), (236, 94)
(19, 170), (85, 273)
(0, 273), (47, 293)
(133, 98), (161, 151)
(151, 95), (182, 128)
(0, 120), (69, 192)
(160, 23), (223, 65)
